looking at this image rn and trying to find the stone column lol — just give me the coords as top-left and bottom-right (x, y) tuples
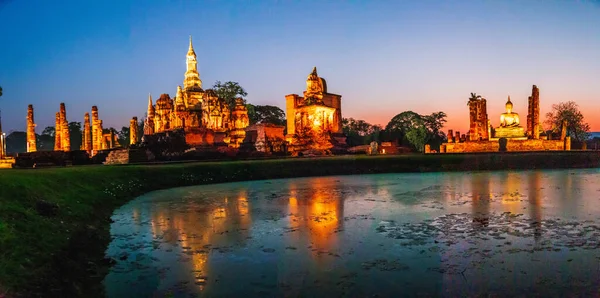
(26, 104), (37, 152)
(83, 113), (92, 152)
(448, 129), (453, 143)
(91, 106), (99, 151)
(532, 85), (540, 139)
(99, 120), (105, 149)
(424, 144), (431, 154)
(60, 103), (70, 151)
(455, 131), (460, 143)
(54, 112), (62, 151)
(565, 136), (571, 151)
(130, 117), (138, 145)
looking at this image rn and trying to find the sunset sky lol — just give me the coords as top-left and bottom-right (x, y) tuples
(0, 0), (599, 133)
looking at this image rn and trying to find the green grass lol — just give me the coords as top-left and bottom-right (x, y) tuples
(0, 152), (598, 297)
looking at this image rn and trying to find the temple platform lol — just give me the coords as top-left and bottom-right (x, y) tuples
(0, 158), (15, 169)
(493, 126), (526, 139)
(440, 138), (570, 153)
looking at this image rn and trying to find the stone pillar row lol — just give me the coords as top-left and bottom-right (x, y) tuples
(24, 103), (114, 154)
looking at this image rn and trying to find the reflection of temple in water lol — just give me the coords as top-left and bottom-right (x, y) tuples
(287, 178), (345, 262)
(527, 171), (543, 240)
(472, 173), (492, 228)
(147, 190), (252, 288)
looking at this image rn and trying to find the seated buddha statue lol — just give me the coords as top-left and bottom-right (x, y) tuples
(305, 67), (325, 103)
(500, 96), (520, 127)
(494, 96), (525, 138)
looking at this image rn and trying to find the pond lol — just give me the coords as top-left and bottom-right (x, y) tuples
(104, 169), (600, 297)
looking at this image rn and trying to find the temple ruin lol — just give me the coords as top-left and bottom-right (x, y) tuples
(439, 85), (570, 153)
(130, 117), (138, 145)
(82, 112), (92, 152)
(285, 67), (346, 153)
(142, 36), (249, 147)
(26, 104), (37, 152)
(53, 103), (71, 151)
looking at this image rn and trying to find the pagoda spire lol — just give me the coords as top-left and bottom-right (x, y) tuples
(147, 93), (155, 117)
(184, 35), (202, 89)
(187, 35), (195, 56)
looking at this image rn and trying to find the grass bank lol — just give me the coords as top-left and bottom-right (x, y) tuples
(1, 152), (599, 297)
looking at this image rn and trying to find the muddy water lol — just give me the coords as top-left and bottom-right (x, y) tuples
(104, 169), (600, 297)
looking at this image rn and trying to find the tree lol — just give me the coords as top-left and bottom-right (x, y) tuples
(422, 111), (448, 148)
(37, 126), (55, 150)
(6, 131), (26, 153)
(42, 126), (55, 137)
(342, 118), (382, 146)
(68, 122), (82, 150)
(468, 92), (482, 104)
(212, 81), (248, 110)
(544, 101), (590, 142)
(137, 117), (145, 142)
(117, 126), (130, 147)
(406, 125), (428, 152)
(384, 111), (422, 145)
(0, 85), (3, 97)
(250, 105), (286, 126)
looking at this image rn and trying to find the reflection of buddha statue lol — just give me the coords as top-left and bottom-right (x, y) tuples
(499, 96), (520, 127)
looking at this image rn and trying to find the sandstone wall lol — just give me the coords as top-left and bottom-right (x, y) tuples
(443, 139), (568, 153)
(104, 149), (151, 165)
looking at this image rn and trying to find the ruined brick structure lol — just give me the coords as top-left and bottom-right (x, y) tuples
(143, 36), (248, 147)
(26, 104), (37, 152)
(526, 85), (541, 139)
(468, 97), (489, 141)
(243, 124), (286, 153)
(285, 67), (345, 152)
(438, 85), (570, 153)
(228, 98), (249, 148)
(53, 103), (70, 151)
(91, 106), (101, 151)
(130, 117), (138, 145)
(82, 113), (92, 152)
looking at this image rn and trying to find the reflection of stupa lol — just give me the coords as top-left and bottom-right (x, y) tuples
(286, 178), (345, 260)
(149, 191), (252, 289)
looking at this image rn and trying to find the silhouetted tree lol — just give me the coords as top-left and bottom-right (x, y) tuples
(545, 101), (591, 142)
(42, 126), (55, 137)
(384, 111), (447, 151)
(117, 126), (130, 147)
(468, 92), (482, 103)
(212, 81), (248, 110)
(342, 118), (382, 146)
(249, 105), (286, 126)
(68, 122), (82, 150)
(37, 126), (55, 150)
(6, 131), (26, 154)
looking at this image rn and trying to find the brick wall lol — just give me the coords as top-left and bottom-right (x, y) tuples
(442, 139), (568, 153)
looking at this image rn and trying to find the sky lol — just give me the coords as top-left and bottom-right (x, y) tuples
(0, 0), (599, 134)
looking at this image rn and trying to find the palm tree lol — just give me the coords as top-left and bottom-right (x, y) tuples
(468, 92), (481, 105)
(0, 85), (3, 98)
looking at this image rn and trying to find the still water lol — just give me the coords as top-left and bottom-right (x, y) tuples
(104, 169), (600, 297)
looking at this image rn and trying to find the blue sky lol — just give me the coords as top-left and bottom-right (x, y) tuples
(0, 0), (599, 133)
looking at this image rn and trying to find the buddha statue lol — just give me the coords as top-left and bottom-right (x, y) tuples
(500, 96), (520, 127)
(494, 96), (525, 138)
(305, 67), (326, 103)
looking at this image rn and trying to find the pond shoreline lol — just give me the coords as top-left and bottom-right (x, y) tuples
(1, 152), (599, 297)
